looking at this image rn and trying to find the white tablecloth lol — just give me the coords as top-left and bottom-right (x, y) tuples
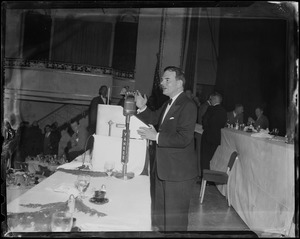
(6, 164), (151, 232)
(210, 128), (295, 236)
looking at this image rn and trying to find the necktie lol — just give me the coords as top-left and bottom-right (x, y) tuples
(168, 99), (172, 106)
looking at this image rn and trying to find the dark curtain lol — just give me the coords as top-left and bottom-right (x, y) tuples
(51, 18), (112, 66)
(23, 12), (52, 60)
(183, 8), (200, 92)
(215, 18), (287, 135)
(112, 22), (138, 71)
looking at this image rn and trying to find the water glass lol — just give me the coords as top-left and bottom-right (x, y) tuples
(51, 211), (73, 232)
(104, 161), (115, 178)
(75, 175), (90, 198)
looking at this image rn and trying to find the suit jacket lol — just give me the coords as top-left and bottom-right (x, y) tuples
(88, 96), (107, 134)
(227, 111), (244, 125)
(254, 114), (269, 129)
(137, 92), (198, 181)
(202, 104), (227, 146)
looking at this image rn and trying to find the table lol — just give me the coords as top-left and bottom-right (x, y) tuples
(210, 128), (295, 236)
(6, 162), (151, 233)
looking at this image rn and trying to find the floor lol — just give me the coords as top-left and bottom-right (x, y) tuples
(187, 182), (287, 238)
(187, 182), (255, 237)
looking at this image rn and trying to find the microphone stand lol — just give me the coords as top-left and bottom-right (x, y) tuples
(115, 115), (134, 180)
(115, 94), (135, 180)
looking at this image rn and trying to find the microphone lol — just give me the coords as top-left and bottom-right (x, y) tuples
(123, 94), (136, 116)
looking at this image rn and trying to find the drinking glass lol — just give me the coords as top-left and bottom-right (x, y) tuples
(75, 175), (90, 198)
(104, 161), (115, 178)
(51, 211), (73, 232)
(273, 128), (279, 136)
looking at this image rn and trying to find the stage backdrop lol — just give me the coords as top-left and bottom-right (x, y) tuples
(215, 18), (287, 136)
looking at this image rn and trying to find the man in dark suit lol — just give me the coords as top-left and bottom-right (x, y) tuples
(136, 66), (198, 231)
(227, 103), (244, 125)
(200, 92), (227, 172)
(88, 85), (108, 136)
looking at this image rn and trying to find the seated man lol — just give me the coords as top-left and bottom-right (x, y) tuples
(64, 118), (89, 162)
(227, 104), (244, 125)
(248, 105), (269, 130)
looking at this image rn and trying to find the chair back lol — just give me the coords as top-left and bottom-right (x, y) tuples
(227, 151), (238, 171)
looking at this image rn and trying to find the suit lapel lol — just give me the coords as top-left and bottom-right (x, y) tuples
(158, 102), (169, 126)
(160, 92), (185, 126)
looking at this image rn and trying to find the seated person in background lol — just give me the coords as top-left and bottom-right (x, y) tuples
(248, 105), (269, 130)
(227, 104), (244, 125)
(64, 118), (88, 162)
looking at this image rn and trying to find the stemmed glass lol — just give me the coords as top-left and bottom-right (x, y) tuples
(51, 211), (73, 232)
(75, 175), (90, 199)
(104, 161), (115, 178)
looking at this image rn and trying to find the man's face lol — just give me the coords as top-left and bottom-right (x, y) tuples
(236, 106), (244, 114)
(99, 87), (107, 97)
(71, 122), (79, 132)
(210, 96), (217, 106)
(160, 70), (182, 98)
(255, 108), (262, 118)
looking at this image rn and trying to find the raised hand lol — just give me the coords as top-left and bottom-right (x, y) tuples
(135, 90), (148, 110)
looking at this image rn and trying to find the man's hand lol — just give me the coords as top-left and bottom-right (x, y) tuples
(137, 125), (157, 141)
(135, 90), (148, 110)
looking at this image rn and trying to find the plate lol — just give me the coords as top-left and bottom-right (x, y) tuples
(89, 197), (109, 205)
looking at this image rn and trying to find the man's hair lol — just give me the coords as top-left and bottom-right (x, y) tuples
(235, 104), (243, 109)
(211, 92), (223, 103)
(99, 85), (108, 95)
(163, 66), (186, 87)
(256, 105), (265, 112)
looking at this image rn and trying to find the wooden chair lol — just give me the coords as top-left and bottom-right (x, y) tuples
(199, 151), (238, 206)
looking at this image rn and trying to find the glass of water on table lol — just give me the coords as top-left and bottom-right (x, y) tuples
(51, 211), (73, 232)
(104, 161), (115, 178)
(75, 174), (90, 199)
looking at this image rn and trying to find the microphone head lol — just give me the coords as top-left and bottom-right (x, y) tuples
(123, 95), (136, 116)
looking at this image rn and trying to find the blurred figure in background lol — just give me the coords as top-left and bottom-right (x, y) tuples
(50, 122), (61, 155)
(88, 85), (108, 136)
(185, 89), (201, 108)
(197, 94), (212, 125)
(118, 86), (129, 107)
(28, 121), (43, 156)
(227, 104), (244, 125)
(43, 124), (53, 155)
(201, 92), (227, 172)
(64, 119), (88, 162)
(248, 105), (269, 130)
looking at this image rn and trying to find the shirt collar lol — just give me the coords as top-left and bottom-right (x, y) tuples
(169, 91), (183, 107)
(101, 95), (106, 103)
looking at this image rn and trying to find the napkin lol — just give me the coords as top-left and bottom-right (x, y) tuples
(251, 130), (273, 139)
(53, 183), (79, 197)
(56, 161), (85, 170)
